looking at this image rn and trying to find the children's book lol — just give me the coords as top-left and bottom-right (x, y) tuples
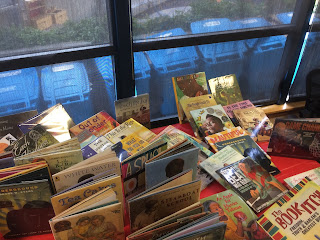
(69, 110), (119, 137)
(216, 157), (287, 213)
(180, 94), (217, 138)
(0, 134), (16, 154)
(257, 177), (320, 240)
(115, 93), (151, 128)
(215, 135), (280, 176)
(190, 105), (234, 137)
(172, 72), (209, 123)
(18, 104), (74, 142)
(267, 118), (320, 161)
(205, 126), (248, 152)
(208, 74), (243, 106)
(223, 100), (255, 125)
(81, 135), (113, 159)
(284, 167), (320, 188)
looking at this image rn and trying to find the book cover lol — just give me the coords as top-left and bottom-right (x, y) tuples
(0, 180), (54, 238)
(104, 118), (157, 144)
(215, 135), (280, 176)
(81, 135), (113, 159)
(0, 134), (16, 154)
(0, 110), (38, 138)
(69, 111), (119, 137)
(200, 189), (257, 240)
(208, 74), (243, 106)
(18, 104), (74, 142)
(267, 118), (320, 161)
(190, 105), (234, 137)
(223, 100), (255, 124)
(115, 93), (151, 128)
(205, 126), (248, 152)
(216, 157), (287, 213)
(284, 167), (320, 188)
(257, 177), (320, 240)
(172, 72), (209, 123)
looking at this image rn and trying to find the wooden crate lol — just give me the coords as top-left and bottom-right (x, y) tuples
(32, 14), (52, 30)
(48, 9), (68, 25)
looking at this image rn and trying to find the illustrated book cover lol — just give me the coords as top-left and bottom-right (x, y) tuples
(208, 74), (243, 106)
(172, 72), (209, 123)
(223, 100), (254, 125)
(0, 134), (16, 154)
(216, 157), (287, 213)
(284, 167), (320, 188)
(81, 135), (113, 159)
(257, 177), (320, 240)
(115, 93), (151, 128)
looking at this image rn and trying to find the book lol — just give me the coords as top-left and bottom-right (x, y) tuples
(284, 167), (320, 188)
(200, 189), (257, 240)
(233, 107), (273, 142)
(0, 134), (16, 154)
(115, 93), (151, 128)
(18, 104), (74, 142)
(267, 118), (320, 161)
(205, 126), (248, 152)
(216, 157), (287, 213)
(81, 135), (113, 159)
(180, 94), (217, 138)
(0, 110), (38, 138)
(223, 100), (255, 125)
(190, 104), (234, 137)
(172, 72), (209, 123)
(208, 74), (243, 106)
(69, 111), (119, 137)
(257, 177), (320, 240)
(215, 135), (280, 176)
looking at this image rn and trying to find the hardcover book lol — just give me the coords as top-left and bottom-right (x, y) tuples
(81, 135), (113, 159)
(267, 118), (320, 161)
(257, 177), (320, 240)
(172, 72), (209, 123)
(223, 100), (255, 125)
(0, 134), (16, 154)
(284, 167), (320, 188)
(208, 74), (243, 106)
(115, 93), (151, 128)
(216, 157), (287, 213)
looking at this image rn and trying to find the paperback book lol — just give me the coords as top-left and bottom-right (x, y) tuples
(284, 167), (320, 188)
(223, 100), (255, 125)
(81, 135), (113, 159)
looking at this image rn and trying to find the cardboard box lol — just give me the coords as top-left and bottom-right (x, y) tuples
(48, 9), (68, 25)
(32, 14), (52, 30)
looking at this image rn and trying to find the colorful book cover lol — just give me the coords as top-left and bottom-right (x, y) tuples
(0, 180), (54, 238)
(200, 189), (258, 240)
(104, 118), (156, 144)
(267, 118), (320, 161)
(190, 105), (234, 137)
(216, 157), (287, 213)
(180, 94), (217, 138)
(205, 126), (248, 152)
(69, 110), (119, 137)
(0, 110), (37, 139)
(115, 93), (150, 128)
(257, 177), (320, 240)
(233, 107), (273, 142)
(172, 72), (209, 123)
(208, 74), (243, 106)
(18, 104), (74, 142)
(0, 134), (16, 154)
(215, 135), (280, 176)
(81, 135), (113, 159)
(284, 167), (320, 188)
(223, 100), (254, 125)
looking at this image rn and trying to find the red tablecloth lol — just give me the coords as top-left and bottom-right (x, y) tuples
(9, 123), (320, 240)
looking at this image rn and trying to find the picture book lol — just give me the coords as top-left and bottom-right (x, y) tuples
(50, 187), (124, 240)
(216, 157), (287, 213)
(257, 177), (320, 240)
(233, 106), (273, 142)
(115, 93), (151, 128)
(190, 104), (234, 137)
(81, 135), (113, 159)
(180, 94), (217, 138)
(200, 189), (257, 240)
(104, 118), (156, 144)
(223, 100), (255, 125)
(0, 110), (37, 138)
(0, 180), (54, 238)
(18, 104), (74, 142)
(284, 167), (320, 188)
(267, 118), (320, 161)
(0, 133), (16, 154)
(172, 72), (209, 123)
(69, 111), (119, 137)
(205, 126), (248, 152)
(215, 135), (280, 176)
(208, 74), (243, 106)
(128, 170), (201, 232)
(200, 146), (245, 189)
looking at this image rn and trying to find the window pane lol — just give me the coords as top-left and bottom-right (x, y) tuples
(135, 35), (287, 120)
(0, 0), (112, 59)
(132, 0), (296, 40)
(0, 57), (116, 124)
